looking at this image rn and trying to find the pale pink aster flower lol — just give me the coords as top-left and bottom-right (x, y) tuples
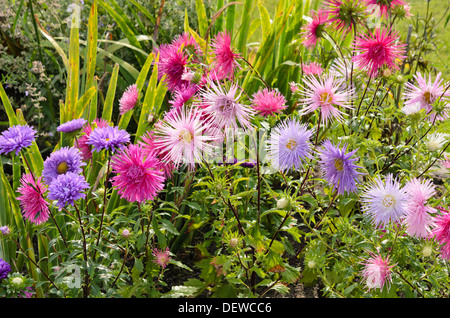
(299, 74), (353, 125)
(119, 84), (139, 115)
(17, 173), (50, 225)
(361, 252), (395, 291)
(152, 247), (171, 269)
(251, 88), (287, 117)
(352, 28), (406, 78)
(403, 178), (437, 238)
(300, 10), (329, 48)
(110, 144), (165, 203)
(210, 31), (241, 80)
(440, 155), (450, 169)
(302, 62), (323, 75)
(430, 207), (450, 260)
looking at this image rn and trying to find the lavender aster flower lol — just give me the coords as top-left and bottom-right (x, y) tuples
(268, 118), (313, 173)
(0, 124), (36, 156)
(57, 118), (87, 133)
(318, 139), (362, 195)
(43, 147), (86, 186)
(0, 258), (11, 280)
(87, 125), (130, 153)
(47, 172), (90, 211)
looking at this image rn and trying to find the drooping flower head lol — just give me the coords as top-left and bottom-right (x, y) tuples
(430, 207), (450, 261)
(361, 252), (395, 291)
(251, 88), (287, 117)
(0, 124), (36, 156)
(119, 84), (139, 115)
(403, 178), (436, 238)
(301, 10), (329, 48)
(268, 118), (313, 173)
(318, 139), (362, 195)
(365, 0), (407, 18)
(87, 125), (130, 153)
(42, 147), (86, 186)
(352, 28), (406, 78)
(361, 173), (409, 228)
(74, 118), (110, 161)
(57, 118), (87, 133)
(299, 74), (353, 125)
(47, 172), (90, 211)
(210, 31), (241, 80)
(110, 144), (165, 203)
(152, 247), (171, 269)
(0, 258), (11, 281)
(17, 173), (50, 225)
(323, 0), (368, 34)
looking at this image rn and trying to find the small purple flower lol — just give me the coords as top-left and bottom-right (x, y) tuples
(57, 118), (87, 133)
(47, 172), (90, 211)
(0, 124), (36, 156)
(0, 258), (11, 280)
(318, 139), (362, 195)
(87, 125), (130, 153)
(0, 226), (10, 236)
(43, 147), (86, 186)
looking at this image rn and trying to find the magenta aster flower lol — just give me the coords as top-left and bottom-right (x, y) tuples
(152, 247), (171, 269)
(361, 252), (395, 292)
(430, 207), (450, 261)
(87, 125), (130, 153)
(57, 118), (87, 133)
(251, 88), (287, 117)
(299, 74), (353, 125)
(111, 143), (165, 203)
(403, 178), (436, 238)
(365, 0), (407, 18)
(47, 172), (90, 211)
(169, 83), (199, 110)
(210, 31), (241, 80)
(361, 173), (409, 228)
(302, 62), (323, 76)
(17, 173), (50, 225)
(403, 72), (450, 122)
(352, 28), (406, 78)
(156, 39), (190, 91)
(318, 139), (362, 195)
(323, 0), (367, 34)
(0, 124), (36, 156)
(42, 147), (86, 186)
(301, 10), (329, 48)
(75, 118), (110, 161)
(119, 84), (139, 115)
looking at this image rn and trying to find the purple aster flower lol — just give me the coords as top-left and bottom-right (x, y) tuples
(0, 258), (11, 280)
(57, 118), (87, 133)
(47, 172), (90, 211)
(87, 125), (130, 153)
(0, 124), (36, 156)
(361, 173), (409, 228)
(268, 118), (313, 173)
(42, 147), (86, 186)
(318, 139), (362, 195)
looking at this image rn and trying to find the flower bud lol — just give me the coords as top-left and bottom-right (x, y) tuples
(277, 197), (290, 210)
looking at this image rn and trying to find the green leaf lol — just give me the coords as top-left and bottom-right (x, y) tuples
(195, 0), (208, 38)
(257, 0), (271, 42)
(101, 63), (119, 122)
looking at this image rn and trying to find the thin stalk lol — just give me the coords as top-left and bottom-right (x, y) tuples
(74, 202), (90, 298)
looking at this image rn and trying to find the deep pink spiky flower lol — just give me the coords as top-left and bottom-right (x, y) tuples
(210, 31), (241, 80)
(352, 28), (406, 78)
(152, 247), (171, 269)
(119, 84), (139, 115)
(361, 252), (395, 291)
(110, 143), (165, 203)
(17, 173), (50, 225)
(156, 44), (189, 92)
(139, 130), (176, 179)
(430, 207), (450, 261)
(169, 83), (199, 110)
(301, 10), (329, 48)
(365, 0), (407, 18)
(251, 88), (287, 117)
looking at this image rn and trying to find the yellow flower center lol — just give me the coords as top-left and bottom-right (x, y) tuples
(382, 195), (396, 208)
(179, 129), (193, 143)
(334, 159), (344, 172)
(423, 91), (432, 104)
(285, 138), (297, 150)
(320, 92), (333, 104)
(57, 161), (69, 174)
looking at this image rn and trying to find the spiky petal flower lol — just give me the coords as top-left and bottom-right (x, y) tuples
(42, 147), (86, 186)
(152, 247), (171, 269)
(154, 106), (215, 170)
(57, 118), (87, 133)
(119, 84), (139, 115)
(430, 207), (450, 261)
(74, 119), (110, 161)
(302, 62), (323, 75)
(111, 144), (165, 203)
(361, 173), (409, 228)
(403, 178), (436, 238)
(352, 28), (406, 78)
(47, 172), (89, 211)
(210, 31), (241, 80)
(301, 10), (329, 48)
(299, 74), (353, 125)
(139, 131), (176, 179)
(323, 0), (367, 34)
(318, 140), (362, 195)
(0, 124), (36, 156)
(251, 88), (287, 117)
(87, 125), (130, 153)
(365, 0), (407, 18)
(17, 173), (50, 225)
(268, 118), (313, 173)
(361, 252), (395, 291)
(169, 83), (199, 110)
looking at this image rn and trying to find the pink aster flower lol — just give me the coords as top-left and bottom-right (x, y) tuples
(110, 143), (165, 203)
(119, 84), (139, 115)
(169, 83), (199, 110)
(352, 28), (406, 78)
(440, 155), (450, 169)
(210, 31), (241, 80)
(365, 0), (407, 18)
(299, 74), (353, 125)
(75, 118), (109, 161)
(139, 130), (176, 179)
(16, 173), (50, 225)
(156, 43), (189, 91)
(301, 10), (329, 48)
(251, 88), (287, 117)
(152, 247), (171, 269)
(403, 72), (450, 122)
(430, 207), (450, 261)
(302, 62), (323, 76)
(403, 178), (437, 238)
(361, 252), (395, 291)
